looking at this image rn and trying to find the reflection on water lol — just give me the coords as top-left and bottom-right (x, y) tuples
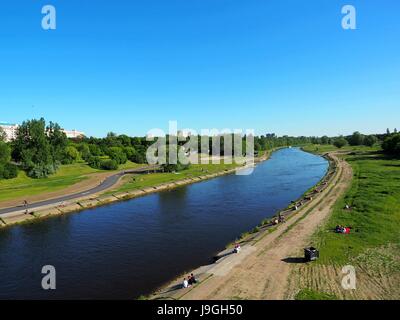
(0, 148), (328, 299)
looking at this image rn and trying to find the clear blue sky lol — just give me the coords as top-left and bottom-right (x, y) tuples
(0, 0), (399, 137)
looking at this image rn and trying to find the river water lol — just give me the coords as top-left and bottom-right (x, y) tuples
(0, 148), (328, 299)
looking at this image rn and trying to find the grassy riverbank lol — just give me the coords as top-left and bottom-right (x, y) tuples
(289, 144), (400, 300)
(0, 161), (141, 204)
(104, 163), (239, 195)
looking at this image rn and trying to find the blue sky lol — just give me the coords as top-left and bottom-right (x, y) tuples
(0, 0), (399, 137)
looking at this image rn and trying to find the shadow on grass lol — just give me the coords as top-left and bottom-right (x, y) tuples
(281, 257), (306, 264)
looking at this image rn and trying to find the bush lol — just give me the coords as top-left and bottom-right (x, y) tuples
(1, 163), (18, 179)
(27, 163), (58, 179)
(106, 147), (127, 165)
(364, 135), (378, 147)
(88, 156), (102, 169)
(333, 137), (347, 149)
(100, 159), (119, 170)
(382, 134), (400, 156)
(62, 146), (80, 164)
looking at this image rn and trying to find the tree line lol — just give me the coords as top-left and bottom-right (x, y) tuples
(0, 118), (398, 180)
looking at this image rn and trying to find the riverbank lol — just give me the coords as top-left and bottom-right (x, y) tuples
(0, 153), (271, 228)
(150, 151), (342, 300)
(286, 145), (400, 300)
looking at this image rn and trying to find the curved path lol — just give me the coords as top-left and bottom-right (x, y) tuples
(0, 165), (160, 216)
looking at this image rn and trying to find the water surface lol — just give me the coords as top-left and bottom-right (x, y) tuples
(0, 148), (327, 299)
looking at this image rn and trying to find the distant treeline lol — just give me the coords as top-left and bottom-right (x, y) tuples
(0, 118), (398, 180)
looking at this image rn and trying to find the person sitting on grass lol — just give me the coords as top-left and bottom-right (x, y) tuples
(190, 273), (197, 284)
(234, 243), (241, 253)
(183, 277), (189, 288)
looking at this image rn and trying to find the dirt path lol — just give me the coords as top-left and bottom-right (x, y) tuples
(179, 153), (352, 300)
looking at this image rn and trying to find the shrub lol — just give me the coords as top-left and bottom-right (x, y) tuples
(100, 159), (119, 170)
(333, 137), (347, 148)
(28, 163), (58, 179)
(88, 156), (102, 169)
(106, 147), (127, 165)
(0, 163), (18, 179)
(382, 134), (400, 156)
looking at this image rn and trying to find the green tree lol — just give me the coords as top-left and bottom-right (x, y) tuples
(89, 144), (102, 156)
(321, 136), (329, 145)
(63, 146), (80, 164)
(364, 135), (377, 147)
(106, 147), (127, 164)
(348, 131), (364, 146)
(12, 118), (56, 178)
(77, 143), (91, 161)
(333, 137), (347, 149)
(0, 141), (11, 164)
(382, 134), (400, 156)
(47, 122), (68, 163)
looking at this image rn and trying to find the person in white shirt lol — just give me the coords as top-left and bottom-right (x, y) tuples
(183, 278), (189, 288)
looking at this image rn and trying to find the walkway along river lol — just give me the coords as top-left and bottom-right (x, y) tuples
(0, 148), (328, 299)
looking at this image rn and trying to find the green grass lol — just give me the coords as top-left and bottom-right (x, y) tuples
(302, 144), (381, 154)
(309, 147), (400, 265)
(295, 288), (338, 300)
(0, 161), (142, 203)
(106, 163), (239, 194)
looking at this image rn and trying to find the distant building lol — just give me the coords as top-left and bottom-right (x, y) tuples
(0, 122), (19, 142)
(0, 122), (85, 141)
(61, 129), (85, 139)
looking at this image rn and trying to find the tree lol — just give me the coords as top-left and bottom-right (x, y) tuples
(100, 159), (119, 170)
(364, 135), (377, 147)
(63, 146), (80, 164)
(0, 163), (18, 179)
(321, 136), (330, 145)
(77, 143), (91, 161)
(382, 134), (400, 156)
(123, 146), (136, 160)
(47, 122), (68, 163)
(0, 141), (11, 164)
(333, 137), (347, 148)
(89, 144), (102, 156)
(106, 147), (127, 165)
(348, 131), (364, 146)
(12, 118), (56, 178)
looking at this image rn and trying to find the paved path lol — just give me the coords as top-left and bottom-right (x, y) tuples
(0, 165), (160, 216)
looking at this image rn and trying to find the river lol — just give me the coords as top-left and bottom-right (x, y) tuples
(0, 148), (328, 299)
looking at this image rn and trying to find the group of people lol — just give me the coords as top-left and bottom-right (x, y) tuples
(273, 213), (286, 225)
(234, 243), (241, 253)
(335, 225), (351, 234)
(182, 273), (197, 288)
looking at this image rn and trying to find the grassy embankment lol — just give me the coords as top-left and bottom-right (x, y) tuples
(105, 150), (274, 195)
(0, 161), (141, 203)
(105, 163), (242, 195)
(292, 144), (400, 300)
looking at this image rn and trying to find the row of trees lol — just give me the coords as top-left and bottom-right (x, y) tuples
(1, 118), (398, 180)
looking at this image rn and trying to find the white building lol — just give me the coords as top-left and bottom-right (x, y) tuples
(0, 122), (85, 141)
(61, 129), (85, 139)
(0, 122), (19, 142)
